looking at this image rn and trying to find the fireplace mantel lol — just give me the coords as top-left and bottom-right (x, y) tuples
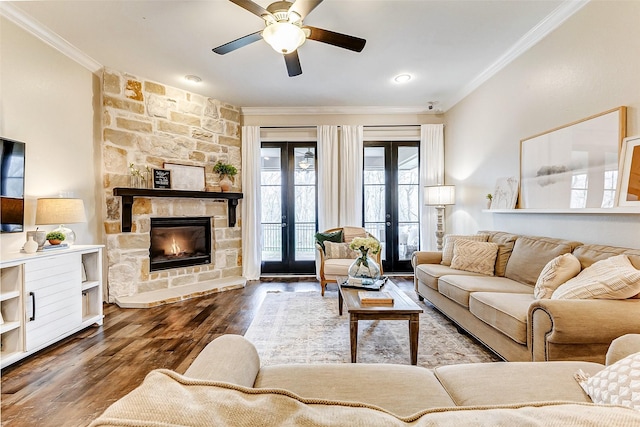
(113, 188), (243, 232)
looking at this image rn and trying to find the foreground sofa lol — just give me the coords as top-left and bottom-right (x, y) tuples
(91, 334), (640, 425)
(412, 231), (640, 363)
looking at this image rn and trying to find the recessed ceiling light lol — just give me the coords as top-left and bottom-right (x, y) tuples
(393, 74), (412, 83)
(184, 75), (202, 83)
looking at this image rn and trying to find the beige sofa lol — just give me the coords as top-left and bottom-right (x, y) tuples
(412, 231), (640, 363)
(91, 334), (640, 425)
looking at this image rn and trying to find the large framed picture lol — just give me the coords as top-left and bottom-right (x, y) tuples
(163, 163), (205, 191)
(519, 107), (626, 209)
(616, 135), (640, 206)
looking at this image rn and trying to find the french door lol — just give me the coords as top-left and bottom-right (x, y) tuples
(363, 142), (420, 272)
(260, 142), (317, 274)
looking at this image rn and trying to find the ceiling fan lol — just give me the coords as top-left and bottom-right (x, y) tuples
(212, 0), (367, 77)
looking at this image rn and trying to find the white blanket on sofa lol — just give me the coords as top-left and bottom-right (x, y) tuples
(90, 369), (640, 427)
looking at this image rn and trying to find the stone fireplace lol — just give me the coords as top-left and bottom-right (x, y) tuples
(101, 68), (245, 307)
(149, 217), (211, 272)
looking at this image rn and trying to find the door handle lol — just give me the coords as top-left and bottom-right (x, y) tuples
(29, 291), (36, 321)
(386, 222), (391, 227)
(281, 223), (287, 228)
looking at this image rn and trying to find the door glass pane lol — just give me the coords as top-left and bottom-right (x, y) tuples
(261, 147), (282, 261)
(363, 146), (386, 260)
(397, 146), (420, 260)
(294, 147), (316, 260)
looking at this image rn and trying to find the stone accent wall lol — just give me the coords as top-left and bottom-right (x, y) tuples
(101, 68), (242, 302)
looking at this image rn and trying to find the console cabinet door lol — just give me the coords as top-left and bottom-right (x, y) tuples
(24, 253), (83, 351)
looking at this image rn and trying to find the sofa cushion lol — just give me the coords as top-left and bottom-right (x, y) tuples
(255, 363), (456, 417)
(573, 244), (640, 270)
(551, 255), (640, 300)
(534, 253), (582, 299)
(324, 241), (357, 259)
(504, 235), (582, 286)
(451, 240), (499, 276)
(415, 264), (483, 291)
(323, 259), (355, 278)
(575, 351), (640, 410)
(479, 231), (519, 277)
(441, 234), (489, 266)
(469, 292), (534, 344)
(435, 361), (604, 406)
(437, 275), (533, 308)
(314, 229), (343, 252)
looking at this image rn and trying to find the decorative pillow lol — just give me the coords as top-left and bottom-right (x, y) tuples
(450, 240), (499, 276)
(574, 351), (640, 410)
(314, 230), (343, 252)
(441, 234), (489, 266)
(551, 254), (640, 300)
(323, 241), (358, 260)
(534, 253), (582, 299)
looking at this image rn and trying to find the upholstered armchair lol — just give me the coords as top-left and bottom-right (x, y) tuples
(315, 226), (383, 296)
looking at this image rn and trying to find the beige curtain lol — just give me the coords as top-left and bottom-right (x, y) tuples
(317, 125), (339, 231)
(420, 124), (445, 251)
(339, 125), (363, 227)
(241, 126), (261, 280)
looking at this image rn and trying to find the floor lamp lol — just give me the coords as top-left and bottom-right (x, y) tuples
(424, 185), (456, 251)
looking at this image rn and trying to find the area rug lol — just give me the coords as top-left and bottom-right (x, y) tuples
(244, 291), (501, 368)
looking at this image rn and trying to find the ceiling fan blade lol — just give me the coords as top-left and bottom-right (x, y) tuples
(289, 0), (323, 19)
(229, 0), (273, 19)
(213, 31), (263, 55)
(284, 51), (302, 77)
(304, 26), (366, 52)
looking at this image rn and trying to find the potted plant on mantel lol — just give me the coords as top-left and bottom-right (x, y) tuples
(213, 161), (238, 192)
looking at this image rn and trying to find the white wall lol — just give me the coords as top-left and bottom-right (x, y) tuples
(0, 18), (102, 254)
(444, 1), (640, 248)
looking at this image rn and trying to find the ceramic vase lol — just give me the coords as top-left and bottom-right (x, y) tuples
(219, 176), (233, 192)
(24, 236), (39, 254)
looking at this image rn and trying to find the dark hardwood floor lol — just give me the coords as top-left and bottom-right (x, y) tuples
(1, 277), (414, 427)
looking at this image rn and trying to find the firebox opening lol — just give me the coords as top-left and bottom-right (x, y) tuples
(150, 217), (212, 272)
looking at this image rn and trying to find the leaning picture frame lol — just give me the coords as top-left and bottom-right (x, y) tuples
(163, 163), (205, 191)
(616, 135), (640, 206)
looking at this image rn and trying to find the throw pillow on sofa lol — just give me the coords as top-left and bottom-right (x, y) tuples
(450, 240), (499, 276)
(441, 234), (489, 266)
(534, 253), (582, 299)
(574, 351), (640, 410)
(323, 241), (358, 259)
(551, 254), (640, 300)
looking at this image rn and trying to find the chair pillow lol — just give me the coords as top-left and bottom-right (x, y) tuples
(315, 230), (343, 252)
(441, 234), (489, 266)
(574, 351), (640, 410)
(551, 254), (640, 300)
(324, 241), (358, 260)
(450, 240), (499, 276)
(534, 253), (582, 299)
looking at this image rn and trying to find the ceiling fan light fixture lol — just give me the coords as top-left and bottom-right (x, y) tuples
(262, 21), (306, 54)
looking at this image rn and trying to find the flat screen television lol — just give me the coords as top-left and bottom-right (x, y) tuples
(1, 138), (26, 233)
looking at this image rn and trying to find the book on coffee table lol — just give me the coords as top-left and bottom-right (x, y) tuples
(358, 291), (394, 305)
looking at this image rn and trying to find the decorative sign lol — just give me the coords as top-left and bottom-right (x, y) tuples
(153, 169), (171, 189)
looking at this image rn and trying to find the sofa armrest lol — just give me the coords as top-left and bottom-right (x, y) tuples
(606, 334), (640, 365)
(315, 243), (325, 280)
(528, 299), (640, 362)
(411, 251), (442, 267)
(184, 335), (261, 387)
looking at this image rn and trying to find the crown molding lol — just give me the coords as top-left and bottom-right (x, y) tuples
(241, 105), (440, 116)
(444, 0), (589, 111)
(0, 3), (102, 73)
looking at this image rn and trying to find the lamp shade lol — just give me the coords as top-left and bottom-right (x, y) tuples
(35, 198), (87, 225)
(424, 185), (456, 206)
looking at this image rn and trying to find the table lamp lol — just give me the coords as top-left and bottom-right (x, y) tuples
(424, 185), (456, 251)
(35, 198), (87, 246)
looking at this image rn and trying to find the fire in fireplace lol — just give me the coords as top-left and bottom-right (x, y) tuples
(149, 217), (212, 271)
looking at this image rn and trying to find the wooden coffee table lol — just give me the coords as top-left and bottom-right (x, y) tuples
(338, 278), (423, 365)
